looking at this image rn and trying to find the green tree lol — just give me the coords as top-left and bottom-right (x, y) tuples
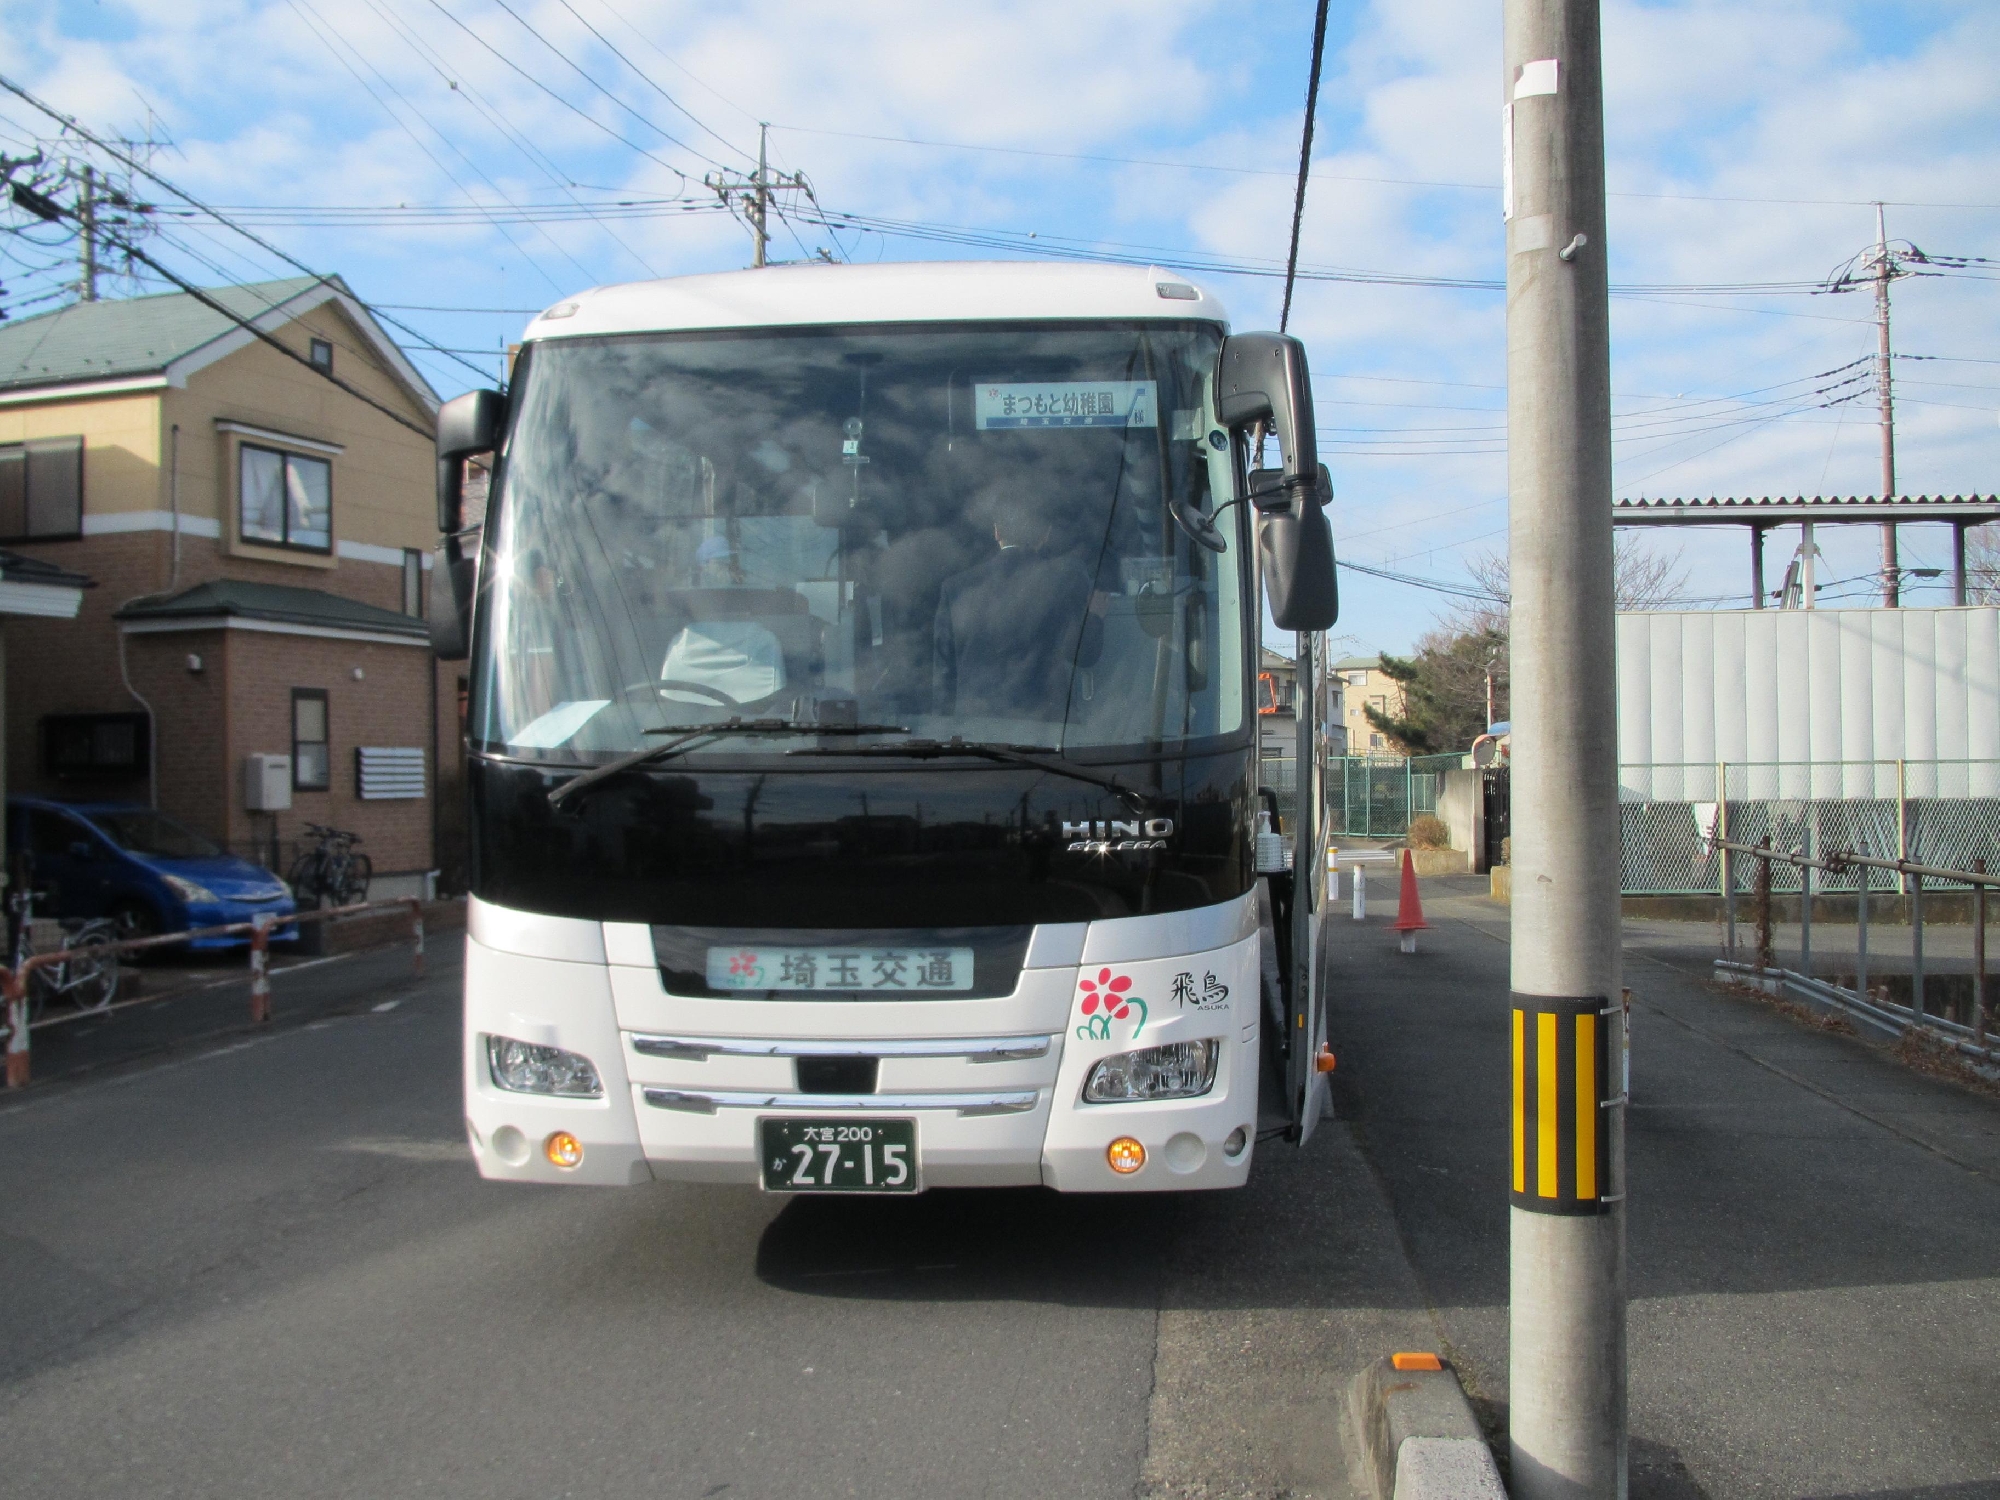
(1362, 628), (1506, 755)
(1362, 536), (1687, 755)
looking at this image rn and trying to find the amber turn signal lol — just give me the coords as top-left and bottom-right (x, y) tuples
(1391, 1351), (1443, 1372)
(1316, 1046), (1337, 1073)
(544, 1130), (584, 1169)
(1106, 1137), (1146, 1174)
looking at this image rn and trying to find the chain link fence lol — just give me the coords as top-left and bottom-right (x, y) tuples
(1620, 760), (2000, 894)
(1320, 754), (1464, 839)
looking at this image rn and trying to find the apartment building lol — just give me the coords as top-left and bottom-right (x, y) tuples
(0, 276), (455, 894)
(1331, 653), (1407, 754)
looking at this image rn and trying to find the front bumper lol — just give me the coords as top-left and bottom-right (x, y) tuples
(461, 894), (1265, 1193)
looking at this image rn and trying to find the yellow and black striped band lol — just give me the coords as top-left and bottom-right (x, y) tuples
(1510, 995), (1612, 1216)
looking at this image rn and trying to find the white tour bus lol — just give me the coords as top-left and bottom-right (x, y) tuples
(431, 261), (1338, 1194)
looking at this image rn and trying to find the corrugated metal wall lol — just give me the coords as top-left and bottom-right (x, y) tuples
(1617, 608), (2000, 777)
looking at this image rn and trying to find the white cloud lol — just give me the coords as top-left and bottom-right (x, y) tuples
(3, 0), (1994, 641)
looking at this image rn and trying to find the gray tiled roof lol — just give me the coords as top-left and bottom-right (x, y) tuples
(115, 577), (426, 636)
(0, 549), (91, 589)
(1330, 654), (1384, 670)
(0, 277), (328, 391)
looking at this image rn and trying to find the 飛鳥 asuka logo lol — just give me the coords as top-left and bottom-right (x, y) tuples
(1075, 967), (1148, 1041)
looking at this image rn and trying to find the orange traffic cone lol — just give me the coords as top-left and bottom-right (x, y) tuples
(1391, 848), (1429, 953)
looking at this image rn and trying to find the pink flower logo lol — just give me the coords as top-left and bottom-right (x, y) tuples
(1076, 968), (1147, 1040)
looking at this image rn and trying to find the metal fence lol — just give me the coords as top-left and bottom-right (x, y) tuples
(1322, 754), (1463, 838)
(1621, 760), (2000, 895)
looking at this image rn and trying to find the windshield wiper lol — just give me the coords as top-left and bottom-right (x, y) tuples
(786, 736), (1158, 812)
(547, 718), (909, 810)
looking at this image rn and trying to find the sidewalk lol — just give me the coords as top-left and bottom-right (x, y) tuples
(1328, 878), (2000, 1497)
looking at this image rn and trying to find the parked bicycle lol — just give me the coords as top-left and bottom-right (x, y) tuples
(8, 885), (121, 1020)
(286, 823), (372, 908)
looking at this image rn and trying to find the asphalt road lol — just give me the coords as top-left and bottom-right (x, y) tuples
(0, 936), (1435, 1500)
(5, 896), (1997, 1499)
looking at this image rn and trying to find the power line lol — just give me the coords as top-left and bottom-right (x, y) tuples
(288, 0), (580, 292)
(767, 123), (2000, 211)
(416, 0), (701, 185)
(1279, 0), (1330, 334)
(484, 0), (731, 169)
(0, 70), (490, 389)
(353, 0), (665, 279)
(550, 0), (752, 164)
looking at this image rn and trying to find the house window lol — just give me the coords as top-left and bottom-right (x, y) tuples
(309, 337), (334, 372)
(0, 436), (84, 541)
(292, 689), (330, 791)
(1370, 733), (1383, 748)
(403, 549), (424, 616)
(240, 443), (332, 553)
(42, 712), (149, 780)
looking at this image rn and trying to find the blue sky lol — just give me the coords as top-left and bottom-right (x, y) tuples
(4, 0), (1997, 655)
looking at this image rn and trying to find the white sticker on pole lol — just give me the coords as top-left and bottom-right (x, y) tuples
(1513, 58), (1559, 99)
(1503, 60), (1558, 222)
(974, 382), (1156, 430)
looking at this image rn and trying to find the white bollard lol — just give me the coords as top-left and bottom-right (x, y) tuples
(1352, 865), (1366, 921)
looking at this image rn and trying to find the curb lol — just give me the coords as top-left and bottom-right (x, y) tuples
(1346, 1354), (1506, 1500)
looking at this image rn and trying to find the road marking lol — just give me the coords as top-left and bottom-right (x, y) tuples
(335, 1136), (467, 1163)
(271, 954), (357, 978)
(372, 1000), (401, 1013)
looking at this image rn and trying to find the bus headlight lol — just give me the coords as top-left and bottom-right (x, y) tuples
(1082, 1039), (1219, 1103)
(485, 1035), (604, 1098)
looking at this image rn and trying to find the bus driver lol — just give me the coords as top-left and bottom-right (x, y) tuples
(931, 497), (1104, 722)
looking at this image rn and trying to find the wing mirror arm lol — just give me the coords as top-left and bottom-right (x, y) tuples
(431, 389), (507, 661)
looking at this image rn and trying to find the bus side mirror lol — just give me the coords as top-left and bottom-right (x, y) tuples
(434, 389), (506, 661)
(1258, 467), (1339, 631)
(429, 551), (478, 660)
(1220, 331), (1338, 631)
(436, 389), (507, 533)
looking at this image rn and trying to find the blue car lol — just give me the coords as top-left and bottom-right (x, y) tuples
(6, 797), (298, 948)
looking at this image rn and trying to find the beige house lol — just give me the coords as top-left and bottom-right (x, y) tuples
(1332, 653), (1408, 755)
(0, 276), (458, 895)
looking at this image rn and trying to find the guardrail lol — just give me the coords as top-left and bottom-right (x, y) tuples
(2, 897), (428, 1089)
(1709, 834), (1993, 1056)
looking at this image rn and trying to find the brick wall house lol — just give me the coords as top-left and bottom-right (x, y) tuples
(0, 277), (460, 896)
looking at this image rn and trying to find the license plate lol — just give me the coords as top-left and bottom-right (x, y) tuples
(759, 1118), (918, 1193)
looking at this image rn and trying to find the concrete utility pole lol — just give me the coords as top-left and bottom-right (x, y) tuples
(704, 124), (812, 270)
(78, 164), (97, 301)
(1502, 0), (1627, 1494)
(1872, 203), (1898, 607)
(753, 123), (770, 269)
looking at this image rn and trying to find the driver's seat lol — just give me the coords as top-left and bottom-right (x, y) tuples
(657, 587), (810, 707)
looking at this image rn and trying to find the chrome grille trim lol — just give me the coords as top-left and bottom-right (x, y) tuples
(629, 1033), (1052, 1064)
(641, 1088), (1040, 1118)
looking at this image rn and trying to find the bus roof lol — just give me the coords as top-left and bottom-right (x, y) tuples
(520, 260), (1229, 342)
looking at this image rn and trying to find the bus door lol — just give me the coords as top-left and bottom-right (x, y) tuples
(1283, 629), (1329, 1142)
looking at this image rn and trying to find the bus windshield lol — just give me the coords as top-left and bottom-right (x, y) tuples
(472, 321), (1246, 763)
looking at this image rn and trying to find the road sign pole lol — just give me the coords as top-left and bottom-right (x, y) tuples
(1503, 1), (1627, 1496)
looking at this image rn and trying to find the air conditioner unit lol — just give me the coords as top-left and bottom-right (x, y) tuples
(245, 753), (292, 811)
